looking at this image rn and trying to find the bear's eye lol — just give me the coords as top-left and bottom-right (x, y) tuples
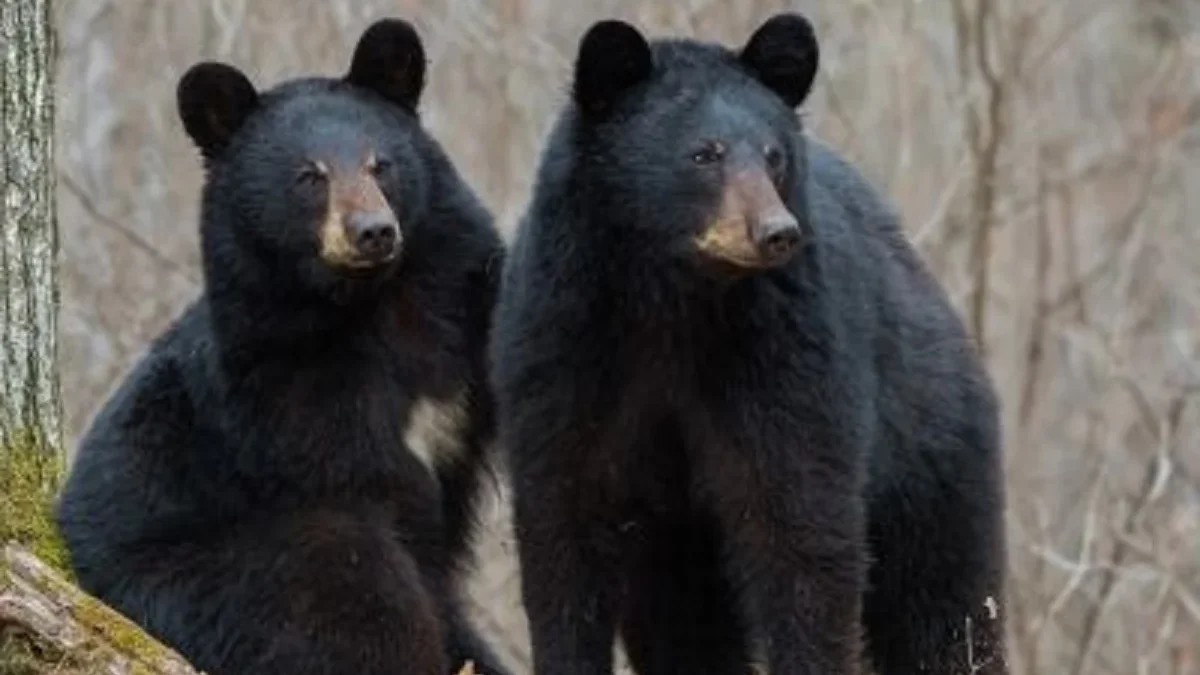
(296, 165), (328, 189)
(765, 146), (786, 172)
(691, 141), (726, 165)
(369, 158), (393, 177)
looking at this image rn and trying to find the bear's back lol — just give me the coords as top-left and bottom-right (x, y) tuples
(803, 137), (999, 485)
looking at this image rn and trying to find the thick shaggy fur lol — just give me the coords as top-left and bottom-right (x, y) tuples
(490, 14), (1008, 675)
(55, 19), (511, 675)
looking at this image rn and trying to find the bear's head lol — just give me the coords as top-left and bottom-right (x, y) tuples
(568, 14), (819, 276)
(177, 19), (432, 294)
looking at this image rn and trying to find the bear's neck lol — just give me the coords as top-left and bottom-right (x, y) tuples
(202, 270), (418, 375)
(561, 210), (827, 354)
(568, 215), (733, 311)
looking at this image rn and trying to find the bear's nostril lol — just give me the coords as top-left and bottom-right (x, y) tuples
(764, 229), (799, 255)
(348, 212), (400, 261)
(756, 220), (802, 261)
(360, 224), (393, 245)
(360, 224), (397, 255)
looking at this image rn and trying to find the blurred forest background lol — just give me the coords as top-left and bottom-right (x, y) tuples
(50, 0), (1199, 673)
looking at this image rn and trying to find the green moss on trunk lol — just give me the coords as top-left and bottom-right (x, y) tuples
(0, 629), (90, 675)
(71, 589), (170, 668)
(2, 543), (198, 674)
(0, 431), (69, 577)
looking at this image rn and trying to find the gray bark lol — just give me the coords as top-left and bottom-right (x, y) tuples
(0, 9), (212, 674)
(0, 0), (60, 456)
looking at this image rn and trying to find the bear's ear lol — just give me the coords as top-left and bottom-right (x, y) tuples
(176, 62), (259, 160)
(572, 19), (652, 117)
(739, 13), (820, 109)
(345, 18), (426, 111)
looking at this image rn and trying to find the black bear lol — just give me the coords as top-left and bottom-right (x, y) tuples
(490, 13), (1008, 675)
(55, 19), (511, 675)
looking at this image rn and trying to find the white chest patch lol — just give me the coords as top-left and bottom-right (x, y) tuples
(403, 388), (470, 474)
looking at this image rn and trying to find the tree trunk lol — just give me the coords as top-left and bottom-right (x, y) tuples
(0, 0), (64, 576)
(0, 3), (205, 673)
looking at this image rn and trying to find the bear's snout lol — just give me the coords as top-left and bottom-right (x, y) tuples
(693, 167), (802, 271)
(317, 166), (402, 271)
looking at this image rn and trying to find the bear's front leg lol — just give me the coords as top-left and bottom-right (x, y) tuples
(692, 388), (868, 675)
(512, 475), (624, 675)
(506, 400), (633, 675)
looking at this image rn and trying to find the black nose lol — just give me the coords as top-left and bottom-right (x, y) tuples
(347, 211), (400, 262)
(754, 215), (802, 262)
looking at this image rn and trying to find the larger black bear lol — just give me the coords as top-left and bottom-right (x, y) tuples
(55, 19), (511, 675)
(490, 13), (1008, 675)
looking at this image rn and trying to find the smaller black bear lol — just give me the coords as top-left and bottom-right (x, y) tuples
(55, 19), (511, 675)
(491, 13), (1008, 675)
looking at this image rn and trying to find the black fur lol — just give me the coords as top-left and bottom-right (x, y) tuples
(346, 18), (427, 112)
(491, 13), (1008, 675)
(176, 62), (258, 161)
(572, 20), (653, 117)
(55, 19), (511, 675)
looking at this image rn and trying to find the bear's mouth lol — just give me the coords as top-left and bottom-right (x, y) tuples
(330, 252), (401, 278)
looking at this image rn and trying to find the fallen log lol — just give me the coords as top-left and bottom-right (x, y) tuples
(1, 543), (481, 675)
(0, 541), (204, 674)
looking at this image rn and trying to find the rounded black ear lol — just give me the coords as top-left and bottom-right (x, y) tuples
(346, 18), (426, 111)
(739, 13), (819, 109)
(572, 20), (652, 117)
(176, 62), (259, 160)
